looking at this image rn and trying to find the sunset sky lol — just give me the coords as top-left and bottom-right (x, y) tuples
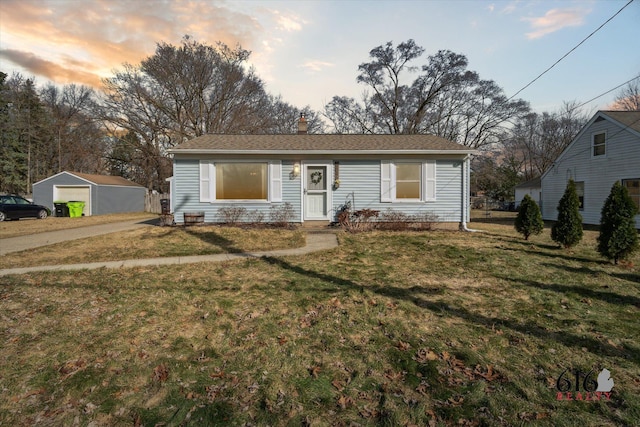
(1, 0), (638, 114)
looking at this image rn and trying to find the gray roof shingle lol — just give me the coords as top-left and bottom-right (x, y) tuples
(170, 134), (473, 153)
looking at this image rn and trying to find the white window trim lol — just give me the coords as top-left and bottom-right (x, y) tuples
(591, 131), (607, 158)
(381, 160), (436, 203)
(199, 160), (281, 203)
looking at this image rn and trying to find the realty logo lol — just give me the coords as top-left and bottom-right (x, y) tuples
(556, 368), (614, 401)
(596, 368), (614, 392)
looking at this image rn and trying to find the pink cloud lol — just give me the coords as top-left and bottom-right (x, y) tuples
(522, 8), (589, 39)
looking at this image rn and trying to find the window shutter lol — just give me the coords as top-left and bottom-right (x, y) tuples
(424, 160), (436, 201)
(270, 161), (282, 202)
(199, 161), (213, 202)
(381, 160), (392, 202)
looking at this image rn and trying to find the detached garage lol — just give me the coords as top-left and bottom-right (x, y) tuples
(33, 171), (146, 216)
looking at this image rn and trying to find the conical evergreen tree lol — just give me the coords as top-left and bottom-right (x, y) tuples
(515, 194), (544, 240)
(551, 179), (583, 248)
(597, 181), (639, 264)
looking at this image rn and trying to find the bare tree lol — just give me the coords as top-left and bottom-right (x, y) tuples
(610, 77), (640, 111)
(508, 101), (589, 180)
(40, 83), (105, 174)
(323, 40), (529, 148)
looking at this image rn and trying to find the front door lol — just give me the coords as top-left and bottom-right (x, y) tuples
(304, 164), (330, 220)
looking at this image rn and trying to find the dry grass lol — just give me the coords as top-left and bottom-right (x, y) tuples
(0, 226), (306, 268)
(0, 212), (158, 239)
(0, 223), (638, 426)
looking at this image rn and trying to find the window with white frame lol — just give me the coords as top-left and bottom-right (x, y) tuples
(592, 132), (606, 157)
(381, 160), (436, 202)
(200, 161), (282, 202)
(622, 179), (640, 211)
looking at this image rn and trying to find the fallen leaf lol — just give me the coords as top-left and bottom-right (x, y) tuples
(396, 340), (411, 351)
(414, 348), (439, 363)
(152, 364), (169, 382)
(309, 366), (321, 378)
(209, 370), (225, 379)
(336, 394), (354, 409)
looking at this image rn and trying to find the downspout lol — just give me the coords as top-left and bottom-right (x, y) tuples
(460, 154), (481, 232)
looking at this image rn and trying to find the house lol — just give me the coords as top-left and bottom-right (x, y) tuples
(33, 171), (146, 216)
(541, 110), (640, 228)
(515, 177), (541, 209)
(168, 117), (475, 227)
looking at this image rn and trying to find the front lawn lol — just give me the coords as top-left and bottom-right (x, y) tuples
(0, 223), (638, 426)
(0, 227), (306, 269)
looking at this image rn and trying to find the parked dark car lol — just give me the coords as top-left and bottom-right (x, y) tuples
(0, 195), (51, 221)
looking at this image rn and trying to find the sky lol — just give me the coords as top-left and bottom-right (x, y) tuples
(1, 0), (639, 116)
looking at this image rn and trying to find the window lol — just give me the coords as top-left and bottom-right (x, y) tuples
(395, 163), (421, 199)
(575, 181), (584, 210)
(592, 132), (606, 157)
(200, 161), (281, 202)
(622, 179), (640, 211)
(381, 160), (436, 202)
(216, 163), (267, 200)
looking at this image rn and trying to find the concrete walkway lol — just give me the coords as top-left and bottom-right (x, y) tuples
(0, 219), (154, 256)
(0, 223), (339, 276)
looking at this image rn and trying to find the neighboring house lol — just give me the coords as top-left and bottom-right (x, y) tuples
(515, 177), (541, 209)
(541, 110), (640, 228)
(33, 171), (146, 216)
(168, 117), (475, 227)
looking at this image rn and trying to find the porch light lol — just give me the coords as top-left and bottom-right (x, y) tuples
(293, 163), (300, 177)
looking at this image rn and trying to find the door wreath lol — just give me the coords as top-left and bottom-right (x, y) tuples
(310, 171), (323, 185)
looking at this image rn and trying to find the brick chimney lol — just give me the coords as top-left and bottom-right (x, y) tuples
(297, 113), (308, 134)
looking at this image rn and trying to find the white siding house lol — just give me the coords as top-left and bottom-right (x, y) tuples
(168, 119), (475, 227)
(515, 177), (541, 210)
(541, 111), (640, 229)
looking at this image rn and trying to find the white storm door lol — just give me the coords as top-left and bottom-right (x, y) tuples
(303, 164), (330, 220)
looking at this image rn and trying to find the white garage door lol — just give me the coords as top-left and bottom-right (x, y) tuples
(54, 186), (91, 216)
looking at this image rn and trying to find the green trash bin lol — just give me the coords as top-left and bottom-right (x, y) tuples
(67, 201), (85, 218)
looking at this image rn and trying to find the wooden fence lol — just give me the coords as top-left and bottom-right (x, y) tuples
(145, 193), (170, 214)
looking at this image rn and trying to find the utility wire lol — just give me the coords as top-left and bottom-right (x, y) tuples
(507, 0), (635, 102)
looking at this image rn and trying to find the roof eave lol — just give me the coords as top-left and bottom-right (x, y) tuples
(168, 149), (476, 155)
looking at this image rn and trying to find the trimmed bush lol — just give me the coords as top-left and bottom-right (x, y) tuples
(514, 194), (544, 240)
(597, 181), (639, 264)
(551, 179), (583, 249)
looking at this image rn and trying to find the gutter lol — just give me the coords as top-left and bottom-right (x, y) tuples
(459, 154), (482, 233)
(168, 149), (477, 156)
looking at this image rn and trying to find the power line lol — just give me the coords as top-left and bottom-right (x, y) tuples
(573, 74), (640, 112)
(507, 0), (635, 102)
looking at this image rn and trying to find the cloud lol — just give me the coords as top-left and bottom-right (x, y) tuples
(299, 60), (334, 73)
(523, 8), (589, 39)
(0, 49), (102, 87)
(0, 0), (265, 88)
(271, 11), (305, 32)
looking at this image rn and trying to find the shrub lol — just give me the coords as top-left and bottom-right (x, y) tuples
(246, 210), (265, 226)
(338, 206), (379, 233)
(514, 194), (544, 240)
(597, 181), (639, 264)
(551, 179), (583, 249)
(411, 212), (439, 231)
(378, 209), (410, 231)
(269, 203), (296, 228)
(216, 206), (246, 226)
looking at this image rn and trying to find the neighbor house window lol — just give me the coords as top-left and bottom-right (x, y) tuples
(592, 132), (606, 157)
(200, 161), (282, 202)
(381, 160), (436, 202)
(575, 181), (585, 210)
(622, 179), (640, 211)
